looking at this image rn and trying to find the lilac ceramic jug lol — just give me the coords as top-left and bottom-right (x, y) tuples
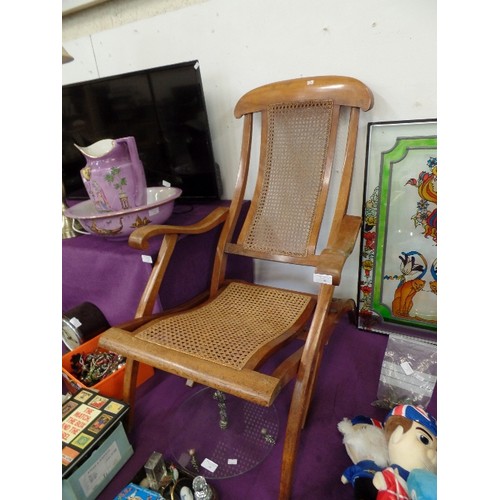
(75, 137), (147, 213)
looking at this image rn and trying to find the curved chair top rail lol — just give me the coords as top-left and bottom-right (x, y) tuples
(234, 75), (374, 117)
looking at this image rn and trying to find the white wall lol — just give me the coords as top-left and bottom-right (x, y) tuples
(62, 0), (436, 300)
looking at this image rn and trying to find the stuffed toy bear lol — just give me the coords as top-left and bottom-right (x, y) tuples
(338, 415), (390, 499)
(373, 404), (437, 500)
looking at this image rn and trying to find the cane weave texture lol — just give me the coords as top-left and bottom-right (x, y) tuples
(135, 282), (312, 370)
(242, 101), (333, 257)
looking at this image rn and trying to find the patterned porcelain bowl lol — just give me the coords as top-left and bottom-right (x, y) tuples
(64, 186), (182, 239)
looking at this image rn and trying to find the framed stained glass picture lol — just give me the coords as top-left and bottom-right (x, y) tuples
(357, 119), (437, 342)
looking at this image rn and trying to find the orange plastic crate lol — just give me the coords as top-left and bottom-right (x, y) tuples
(62, 334), (154, 400)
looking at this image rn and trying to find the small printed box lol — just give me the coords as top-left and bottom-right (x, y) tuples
(62, 389), (132, 500)
(62, 422), (133, 500)
(114, 483), (164, 499)
(62, 334), (154, 400)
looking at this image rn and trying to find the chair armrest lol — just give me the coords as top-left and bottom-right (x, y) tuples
(315, 214), (362, 285)
(128, 206), (230, 250)
(130, 206), (230, 318)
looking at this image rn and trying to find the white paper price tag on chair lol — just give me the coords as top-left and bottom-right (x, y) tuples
(313, 273), (333, 285)
(141, 255), (153, 264)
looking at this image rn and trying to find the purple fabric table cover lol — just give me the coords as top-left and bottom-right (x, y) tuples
(62, 201), (253, 326)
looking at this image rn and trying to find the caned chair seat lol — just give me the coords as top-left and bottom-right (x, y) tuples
(135, 282), (314, 371)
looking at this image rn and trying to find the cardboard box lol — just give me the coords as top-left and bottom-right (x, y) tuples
(62, 334), (154, 400)
(63, 421), (133, 500)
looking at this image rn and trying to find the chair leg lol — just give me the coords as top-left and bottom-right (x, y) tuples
(279, 297), (352, 498)
(299, 343), (325, 430)
(279, 377), (309, 500)
(299, 299), (355, 429)
(280, 339), (326, 500)
(122, 359), (140, 433)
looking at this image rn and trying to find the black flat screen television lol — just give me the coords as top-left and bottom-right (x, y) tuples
(62, 59), (221, 202)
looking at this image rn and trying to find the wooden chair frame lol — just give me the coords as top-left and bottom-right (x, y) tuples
(99, 75), (373, 499)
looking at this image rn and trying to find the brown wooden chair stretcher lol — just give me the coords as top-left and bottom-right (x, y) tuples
(99, 75), (373, 499)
